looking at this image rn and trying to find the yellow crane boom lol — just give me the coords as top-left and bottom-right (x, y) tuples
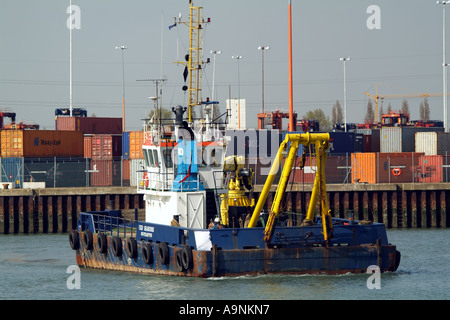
(365, 83), (448, 123)
(247, 132), (333, 245)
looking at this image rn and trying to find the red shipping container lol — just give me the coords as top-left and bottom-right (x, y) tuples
(415, 155), (443, 183)
(56, 117), (122, 134)
(84, 136), (92, 158)
(90, 135), (122, 160)
(90, 160), (112, 186)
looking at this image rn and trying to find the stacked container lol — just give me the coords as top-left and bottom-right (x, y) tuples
(122, 131), (145, 186)
(349, 152), (443, 184)
(55, 115), (124, 187)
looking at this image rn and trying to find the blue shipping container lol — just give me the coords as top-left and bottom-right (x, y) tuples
(1, 157), (24, 188)
(122, 132), (130, 160)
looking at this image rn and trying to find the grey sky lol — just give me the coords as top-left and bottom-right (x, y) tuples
(0, 0), (447, 131)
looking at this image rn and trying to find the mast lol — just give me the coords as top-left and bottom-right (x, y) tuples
(288, 0), (294, 132)
(174, 1), (209, 123)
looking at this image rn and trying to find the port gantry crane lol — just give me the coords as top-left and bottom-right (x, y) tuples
(247, 132), (333, 246)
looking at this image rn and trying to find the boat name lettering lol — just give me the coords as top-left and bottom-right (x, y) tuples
(138, 225), (155, 232)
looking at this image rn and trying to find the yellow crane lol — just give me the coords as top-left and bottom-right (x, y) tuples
(364, 83), (446, 123)
(247, 132), (333, 245)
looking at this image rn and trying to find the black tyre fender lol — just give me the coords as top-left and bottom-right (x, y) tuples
(142, 242), (153, 265)
(157, 242), (169, 265)
(83, 229), (93, 251)
(175, 250), (185, 272)
(111, 236), (123, 257)
(126, 237), (138, 259)
(69, 230), (79, 250)
(182, 246), (193, 270)
(97, 233), (108, 254)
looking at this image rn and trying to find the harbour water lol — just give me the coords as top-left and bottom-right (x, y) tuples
(0, 229), (449, 300)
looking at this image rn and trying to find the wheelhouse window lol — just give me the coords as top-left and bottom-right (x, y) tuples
(163, 148), (173, 168)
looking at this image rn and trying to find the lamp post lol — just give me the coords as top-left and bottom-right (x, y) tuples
(116, 46), (128, 132)
(69, 0), (73, 117)
(258, 46), (270, 114)
(340, 56), (351, 132)
(438, 1), (449, 132)
(210, 50), (222, 102)
(232, 55), (243, 129)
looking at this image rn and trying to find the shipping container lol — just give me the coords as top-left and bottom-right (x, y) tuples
(351, 153), (377, 184)
(0, 157), (23, 188)
(415, 131), (450, 156)
(84, 136), (92, 158)
(381, 127), (444, 153)
(130, 158), (145, 186)
(24, 157), (90, 188)
(326, 155), (351, 184)
(129, 131), (144, 159)
(122, 132), (130, 160)
(327, 132), (363, 155)
(352, 152), (424, 184)
(122, 159), (130, 186)
(90, 135), (122, 160)
(380, 127), (402, 153)
(402, 127), (444, 152)
(90, 159), (122, 186)
(55, 116), (122, 134)
(415, 155), (443, 183)
(356, 129), (380, 152)
(1, 130), (84, 158)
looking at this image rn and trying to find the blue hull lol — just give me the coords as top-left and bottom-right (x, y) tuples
(70, 210), (400, 277)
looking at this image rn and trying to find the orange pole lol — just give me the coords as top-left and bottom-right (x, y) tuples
(288, 0), (294, 132)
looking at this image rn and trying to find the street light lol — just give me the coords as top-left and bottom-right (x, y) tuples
(258, 46), (270, 113)
(116, 45), (128, 132)
(438, 1), (449, 132)
(232, 55), (243, 129)
(210, 50), (222, 102)
(340, 56), (351, 132)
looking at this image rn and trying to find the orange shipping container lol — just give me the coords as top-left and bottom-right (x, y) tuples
(351, 153), (377, 184)
(1, 130), (84, 158)
(129, 131), (144, 159)
(84, 136), (92, 158)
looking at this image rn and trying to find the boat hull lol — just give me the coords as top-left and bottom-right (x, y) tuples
(73, 231), (400, 278)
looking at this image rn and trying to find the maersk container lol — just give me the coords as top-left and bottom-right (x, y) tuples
(415, 131), (450, 156)
(0, 157), (24, 188)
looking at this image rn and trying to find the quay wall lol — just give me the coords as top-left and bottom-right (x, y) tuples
(0, 183), (449, 234)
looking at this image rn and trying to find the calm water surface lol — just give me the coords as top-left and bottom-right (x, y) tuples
(0, 229), (449, 300)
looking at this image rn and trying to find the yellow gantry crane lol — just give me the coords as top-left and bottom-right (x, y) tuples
(365, 83), (446, 123)
(247, 133), (333, 245)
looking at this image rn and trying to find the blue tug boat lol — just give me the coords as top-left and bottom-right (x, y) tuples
(68, 1), (400, 277)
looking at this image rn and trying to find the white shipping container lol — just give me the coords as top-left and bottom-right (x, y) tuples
(415, 132), (450, 156)
(130, 158), (145, 186)
(380, 127), (402, 153)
